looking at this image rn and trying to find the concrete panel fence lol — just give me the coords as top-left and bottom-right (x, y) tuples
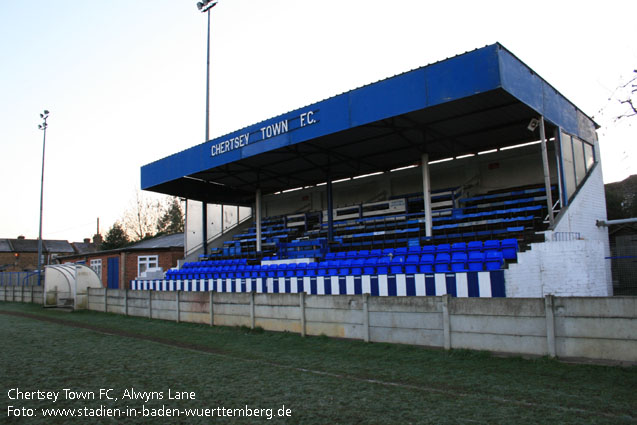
(0, 285), (44, 305)
(2, 286), (635, 363)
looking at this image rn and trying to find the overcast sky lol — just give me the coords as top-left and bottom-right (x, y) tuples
(1, 0), (635, 242)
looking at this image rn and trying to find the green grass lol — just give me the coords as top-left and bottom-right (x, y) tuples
(1, 301), (636, 424)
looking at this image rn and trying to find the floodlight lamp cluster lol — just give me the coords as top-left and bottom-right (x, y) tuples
(38, 110), (50, 130)
(196, 0), (218, 12)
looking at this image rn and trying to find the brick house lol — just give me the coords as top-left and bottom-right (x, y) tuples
(58, 233), (184, 289)
(0, 237), (83, 272)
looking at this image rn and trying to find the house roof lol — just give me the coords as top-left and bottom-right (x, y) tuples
(43, 240), (75, 254)
(72, 241), (98, 255)
(55, 233), (184, 261)
(0, 239), (12, 253)
(127, 233), (184, 250)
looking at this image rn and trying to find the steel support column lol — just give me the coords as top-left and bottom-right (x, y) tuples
(327, 177), (334, 243)
(255, 189), (262, 253)
(539, 117), (555, 228)
(202, 203), (208, 256)
(421, 153), (433, 238)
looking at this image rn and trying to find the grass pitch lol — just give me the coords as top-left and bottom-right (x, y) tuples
(1, 301), (635, 424)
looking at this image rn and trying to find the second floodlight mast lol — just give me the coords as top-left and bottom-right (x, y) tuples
(196, 0), (218, 256)
(37, 110), (50, 285)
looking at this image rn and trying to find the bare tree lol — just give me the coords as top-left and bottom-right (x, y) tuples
(616, 69), (637, 121)
(597, 69), (637, 123)
(120, 191), (165, 241)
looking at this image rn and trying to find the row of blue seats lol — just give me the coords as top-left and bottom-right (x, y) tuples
(460, 186), (548, 205)
(183, 258), (248, 269)
(432, 205), (542, 223)
(166, 252), (506, 280)
(323, 239), (518, 259)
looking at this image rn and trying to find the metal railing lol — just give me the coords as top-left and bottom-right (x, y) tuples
(185, 214), (253, 258)
(0, 271), (41, 287)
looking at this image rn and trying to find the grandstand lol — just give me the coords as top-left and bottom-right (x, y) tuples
(135, 43), (611, 297)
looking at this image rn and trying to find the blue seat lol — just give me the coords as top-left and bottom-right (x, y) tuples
(263, 265), (275, 278)
(296, 263), (307, 277)
(484, 240), (501, 253)
(317, 262), (329, 276)
(434, 253), (450, 272)
(258, 264), (270, 278)
(346, 251), (359, 259)
(485, 251), (504, 270)
(338, 259), (353, 276)
(286, 263), (297, 277)
(382, 248), (395, 257)
(467, 240), (483, 253)
(467, 251), (484, 271)
(237, 265), (246, 278)
(390, 255), (405, 274)
(395, 247), (408, 256)
(363, 257), (378, 275)
(306, 263), (318, 276)
(501, 238), (519, 260)
(421, 245), (435, 255)
(377, 256), (391, 274)
(436, 243), (451, 254)
(405, 254), (419, 274)
(335, 252), (347, 260)
(420, 253), (434, 273)
(451, 242), (467, 253)
(451, 252), (468, 272)
(251, 265), (261, 278)
(275, 264), (287, 277)
(408, 245), (422, 255)
(244, 265), (253, 277)
(358, 249), (371, 258)
(370, 249), (383, 258)
(327, 260), (340, 275)
(405, 254), (420, 264)
(325, 252), (337, 260)
(351, 258), (365, 275)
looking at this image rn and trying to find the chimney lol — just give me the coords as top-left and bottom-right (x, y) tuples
(17, 235), (26, 240)
(84, 238), (91, 244)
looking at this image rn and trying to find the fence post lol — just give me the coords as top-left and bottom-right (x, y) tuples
(148, 291), (153, 319)
(545, 294), (557, 358)
(299, 292), (306, 337)
(209, 291), (214, 326)
(124, 289), (128, 316)
(442, 294), (451, 350)
(176, 291), (180, 323)
(30, 285), (34, 304)
(21, 285), (24, 303)
(12, 285), (15, 302)
(104, 288), (108, 313)
(250, 291), (255, 329)
(363, 293), (370, 343)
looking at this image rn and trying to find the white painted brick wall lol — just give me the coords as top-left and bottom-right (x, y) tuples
(506, 163), (612, 297)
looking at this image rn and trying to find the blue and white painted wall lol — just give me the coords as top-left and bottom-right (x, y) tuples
(131, 270), (505, 298)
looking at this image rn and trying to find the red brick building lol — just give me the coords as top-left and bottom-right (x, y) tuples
(0, 237), (92, 272)
(58, 233), (183, 289)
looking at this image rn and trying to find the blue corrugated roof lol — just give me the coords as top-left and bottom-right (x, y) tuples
(141, 43), (597, 205)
